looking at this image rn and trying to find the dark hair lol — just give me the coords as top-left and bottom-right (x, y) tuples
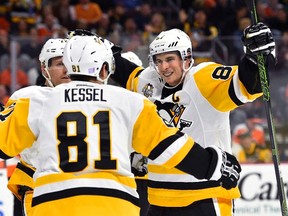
(69, 75), (97, 82)
(47, 56), (62, 67)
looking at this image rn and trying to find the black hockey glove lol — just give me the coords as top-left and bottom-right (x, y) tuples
(67, 29), (122, 55)
(130, 152), (148, 177)
(0, 102), (4, 111)
(206, 146), (241, 190)
(241, 22), (276, 65)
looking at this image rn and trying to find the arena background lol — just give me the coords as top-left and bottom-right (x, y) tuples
(0, 0), (288, 215)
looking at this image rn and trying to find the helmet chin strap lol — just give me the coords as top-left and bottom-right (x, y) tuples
(42, 68), (54, 87)
(155, 59), (193, 89)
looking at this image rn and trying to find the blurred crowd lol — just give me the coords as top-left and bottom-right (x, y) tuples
(0, 0), (288, 161)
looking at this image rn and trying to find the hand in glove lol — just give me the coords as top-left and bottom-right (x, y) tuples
(206, 146), (241, 190)
(67, 29), (122, 55)
(130, 152), (148, 177)
(241, 22), (276, 65)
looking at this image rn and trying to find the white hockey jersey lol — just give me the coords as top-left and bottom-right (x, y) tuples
(126, 62), (262, 207)
(0, 81), (201, 216)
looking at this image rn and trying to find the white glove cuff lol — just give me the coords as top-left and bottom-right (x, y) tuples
(207, 146), (223, 181)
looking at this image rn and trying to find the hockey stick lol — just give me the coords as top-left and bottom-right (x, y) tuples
(244, 0), (288, 215)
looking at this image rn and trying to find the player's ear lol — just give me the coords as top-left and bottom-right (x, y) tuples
(99, 63), (108, 81)
(41, 64), (48, 77)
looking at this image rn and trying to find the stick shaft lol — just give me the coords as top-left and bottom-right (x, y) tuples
(244, 0), (287, 215)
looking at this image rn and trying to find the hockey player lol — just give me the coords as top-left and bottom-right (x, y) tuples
(0, 35), (241, 216)
(122, 51), (150, 216)
(6, 38), (69, 216)
(68, 22), (275, 215)
(38, 38), (70, 87)
(109, 24), (275, 215)
(122, 51), (143, 67)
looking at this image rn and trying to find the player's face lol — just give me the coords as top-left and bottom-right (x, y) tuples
(239, 135), (253, 149)
(154, 52), (185, 86)
(48, 56), (70, 86)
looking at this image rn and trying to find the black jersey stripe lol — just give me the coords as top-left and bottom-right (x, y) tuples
(228, 80), (244, 106)
(32, 187), (140, 207)
(148, 179), (220, 190)
(0, 150), (12, 159)
(16, 162), (35, 177)
(148, 131), (185, 160)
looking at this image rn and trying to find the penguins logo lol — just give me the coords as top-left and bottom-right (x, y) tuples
(0, 102), (16, 122)
(155, 101), (192, 131)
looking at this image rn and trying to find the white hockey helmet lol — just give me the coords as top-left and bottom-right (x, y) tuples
(149, 28), (194, 65)
(63, 35), (115, 83)
(122, 51), (143, 67)
(39, 38), (68, 68)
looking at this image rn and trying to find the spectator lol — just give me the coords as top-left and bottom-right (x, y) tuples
(266, 4), (288, 35)
(119, 16), (143, 52)
(0, 29), (9, 58)
(108, 3), (127, 32)
(134, 2), (152, 32)
(246, 114), (266, 147)
(107, 3), (128, 45)
(276, 30), (288, 71)
(95, 13), (113, 38)
(0, 55), (28, 90)
(255, 0), (277, 23)
(116, 0), (142, 9)
(0, 11), (10, 32)
(0, 84), (9, 104)
(143, 12), (166, 45)
(220, 5), (248, 36)
(209, 0), (235, 30)
(36, 4), (61, 41)
(243, 98), (267, 121)
(278, 79), (288, 123)
(51, 0), (77, 30)
(52, 26), (69, 39)
(191, 9), (218, 51)
(10, 18), (31, 37)
(37, 13), (61, 40)
(190, 9), (218, 64)
(173, 9), (192, 36)
(264, 0), (282, 18)
(230, 17), (252, 64)
(73, 0), (103, 29)
(8, 0), (38, 25)
(20, 27), (43, 60)
(96, 0), (116, 13)
(232, 123), (272, 163)
(230, 106), (248, 133)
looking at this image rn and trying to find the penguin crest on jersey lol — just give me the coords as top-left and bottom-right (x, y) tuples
(155, 101), (192, 131)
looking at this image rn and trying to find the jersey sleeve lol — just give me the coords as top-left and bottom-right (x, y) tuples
(194, 62), (262, 112)
(132, 99), (215, 179)
(7, 160), (35, 200)
(110, 54), (144, 90)
(0, 98), (36, 158)
(132, 98), (193, 167)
